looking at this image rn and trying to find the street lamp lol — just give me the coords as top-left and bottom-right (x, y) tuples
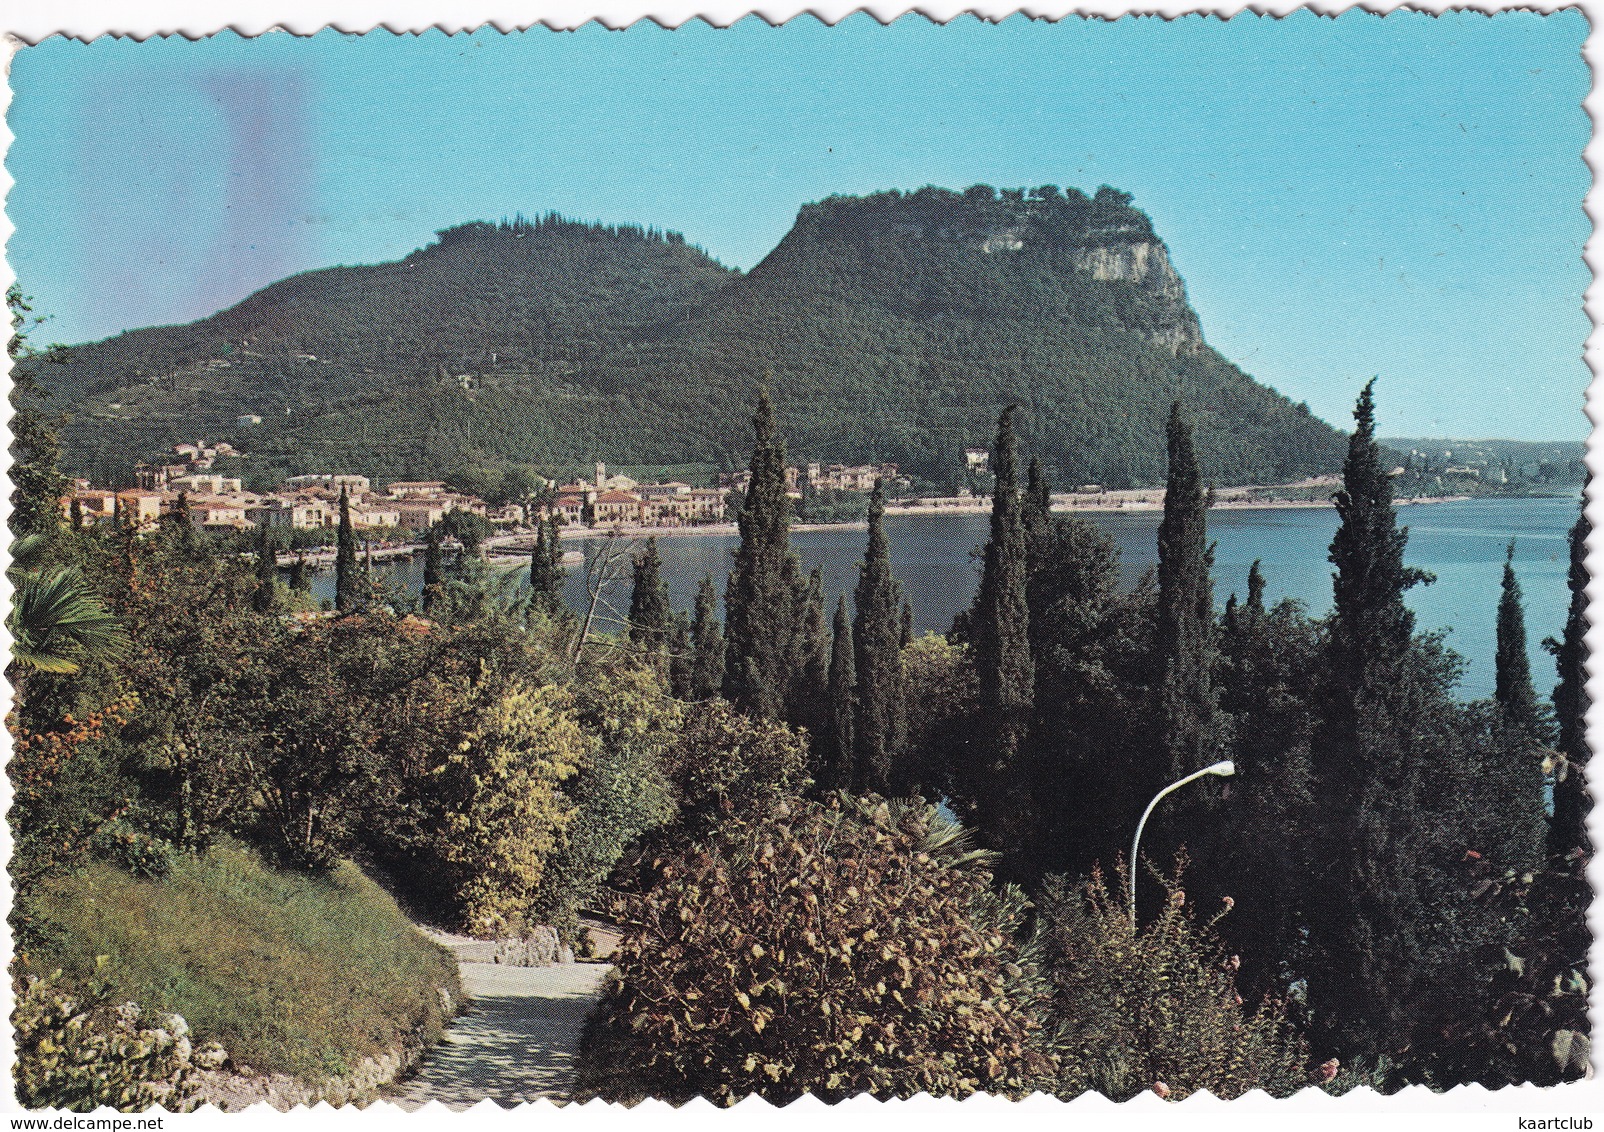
(1128, 760), (1235, 929)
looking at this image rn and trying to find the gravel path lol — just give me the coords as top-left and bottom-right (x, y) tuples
(388, 960), (613, 1109)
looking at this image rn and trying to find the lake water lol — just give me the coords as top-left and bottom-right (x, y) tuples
(323, 497), (1581, 701)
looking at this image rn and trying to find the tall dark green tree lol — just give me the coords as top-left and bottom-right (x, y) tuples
(824, 596), (856, 793)
(1155, 401), (1217, 784)
(1205, 561), (1323, 1002)
(421, 525), (445, 615)
(252, 528), (277, 614)
(723, 389), (801, 720)
(667, 614), (694, 699)
(288, 555), (311, 594)
(627, 538), (672, 666)
(789, 568), (831, 748)
(852, 482), (905, 795)
(1494, 542), (1543, 737)
(1546, 500), (1591, 862)
(1325, 380), (1432, 724)
(688, 574), (725, 702)
(167, 491), (198, 558)
(960, 405), (1035, 852)
(1023, 456), (1052, 543)
(1021, 470), (1156, 881)
(899, 601), (914, 649)
(527, 514), (566, 620)
(334, 488), (359, 612)
(1306, 379), (1444, 1066)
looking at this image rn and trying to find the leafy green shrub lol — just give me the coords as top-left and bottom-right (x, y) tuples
(1409, 853), (1593, 1088)
(90, 821), (175, 879)
(533, 662), (679, 940)
(657, 699), (809, 838)
(578, 794), (1058, 1105)
(12, 959), (226, 1112)
(1039, 862), (1314, 1100)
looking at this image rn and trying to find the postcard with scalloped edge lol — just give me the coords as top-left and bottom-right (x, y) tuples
(4, 7), (1595, 1118)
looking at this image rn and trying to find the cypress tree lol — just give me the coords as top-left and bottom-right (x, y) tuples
(723, 389), (801, 719)
(1494, 541), (1542, 736)
(1457, 540), (1549, 877)
(790, 568), (831, 747)
(528, 514), (567, 619)
(667, 615), (694, 700)
(853, 481), (906, 795)
(422, 525), (444, 615)
(1245, 558), (1266, 615)
(900, 600), (914, 649)
(1547, 501), (1591, 862)
(965, 405), (1035, 851)
(288, 554), (311, 594)
(69, 497), (83, 532)
(252, 527), (277, 614)
(1326, 380), (1432, 722)
(1307, 379), (1440, 1064)
(1155, 401), (1218, 784)
(627, 538), (672, 665)
(335, 488), (358, 612)
(689, 574), (725, 702)
(826, 595), (857, 792)
(1023, 456), (1052, 543)
(170, 490), (198, 556)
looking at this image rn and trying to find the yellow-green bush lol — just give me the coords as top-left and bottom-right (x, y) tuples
(1039, 863), (1314, 1100)
(578, 795), (1058, 1105)
(431, 679), (590, 936)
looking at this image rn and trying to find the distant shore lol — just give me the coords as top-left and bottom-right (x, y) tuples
(512, 492), (1473, 547)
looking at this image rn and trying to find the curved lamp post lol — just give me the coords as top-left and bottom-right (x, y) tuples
(1128, 760), (1235, 929)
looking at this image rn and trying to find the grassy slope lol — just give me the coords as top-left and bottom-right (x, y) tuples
(25, 842), (460, 1081)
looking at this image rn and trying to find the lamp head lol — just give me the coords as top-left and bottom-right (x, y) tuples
(1206, 760), (1236, 777)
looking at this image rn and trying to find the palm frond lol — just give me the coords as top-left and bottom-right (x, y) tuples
(8, 566), (129, 674)
(6, 533), (52, 576)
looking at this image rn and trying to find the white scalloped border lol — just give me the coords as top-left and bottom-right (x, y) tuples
(0, 2), (1599, 1122)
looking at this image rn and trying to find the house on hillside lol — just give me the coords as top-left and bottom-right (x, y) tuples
(188, 497), (253, 531)
(110, 490), (168, 531)
(61, 487), (119, 527)
(593, 489), (644, 526)
(249, 497), (334, 530)
(386, 481), (448, 499)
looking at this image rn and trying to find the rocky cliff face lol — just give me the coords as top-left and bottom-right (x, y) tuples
(806, 189), (1206, 356)
(972, 229), (1202, 354)
(1069, 240), (1203, 355)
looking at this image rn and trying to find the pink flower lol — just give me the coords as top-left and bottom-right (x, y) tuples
(1152, 1082), (1172, 1099)
(1318, 1059), (1340, 1083)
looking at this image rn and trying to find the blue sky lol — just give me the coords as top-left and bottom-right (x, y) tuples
(6, 11), (1591, 440)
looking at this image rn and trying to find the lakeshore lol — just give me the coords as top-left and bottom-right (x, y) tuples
(533, 490), (1475, 546)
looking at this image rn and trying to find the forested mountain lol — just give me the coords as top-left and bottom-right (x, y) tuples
(29, 187), (1347, 487)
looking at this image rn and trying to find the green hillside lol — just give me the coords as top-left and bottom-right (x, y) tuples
(29, 187), (1347, 488)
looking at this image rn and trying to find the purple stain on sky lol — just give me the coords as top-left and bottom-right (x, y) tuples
(196, 69), (316, 317)
(68, 66), (315, 335)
